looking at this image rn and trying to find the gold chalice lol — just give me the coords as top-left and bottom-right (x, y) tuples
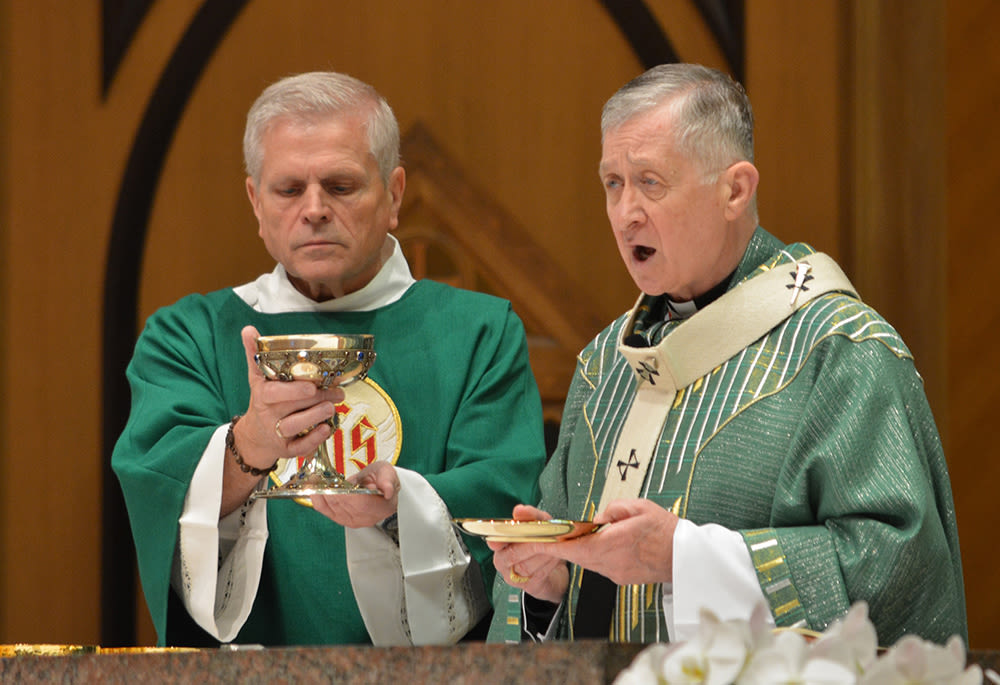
(249, 333), (378, 500)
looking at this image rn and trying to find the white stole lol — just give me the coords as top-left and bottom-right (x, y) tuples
(598, 253), (856, 511)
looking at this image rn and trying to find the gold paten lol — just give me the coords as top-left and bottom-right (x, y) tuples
(453, 518), (603, 543)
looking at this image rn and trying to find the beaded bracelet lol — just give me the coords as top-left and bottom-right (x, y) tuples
(226, 415), (278, 477)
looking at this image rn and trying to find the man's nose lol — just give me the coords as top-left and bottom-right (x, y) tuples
(302, 186), (331, 224)
(616, 184), (645, 231)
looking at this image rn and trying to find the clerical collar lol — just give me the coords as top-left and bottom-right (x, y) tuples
(233, 235), (416, 313)
(627, 269), (738, 347)
(665, 270), (736, 320)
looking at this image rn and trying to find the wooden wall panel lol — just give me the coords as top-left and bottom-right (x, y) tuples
(745, 1), (847, 260)
(0, 2), (109, 644)
(847, 0), (947, 423)
(946, 0), (1000, 650)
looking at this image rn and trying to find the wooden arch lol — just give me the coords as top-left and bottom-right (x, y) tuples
(395, 124), (607, 422)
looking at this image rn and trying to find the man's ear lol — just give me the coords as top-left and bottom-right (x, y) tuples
(246, 176), (261, 216)
(386, 166), (406, 232)
(245, 176), (266, 238)
(722, 161), (759, 220)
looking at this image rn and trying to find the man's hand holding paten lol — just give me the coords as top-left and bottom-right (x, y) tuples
(489, 499), (679, 601)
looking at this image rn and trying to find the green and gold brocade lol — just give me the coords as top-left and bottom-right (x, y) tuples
(490, 227), (966, 646)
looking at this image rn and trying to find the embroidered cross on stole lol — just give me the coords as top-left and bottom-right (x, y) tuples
(572, 253), (856, 642)
(596, 253), (856, 513)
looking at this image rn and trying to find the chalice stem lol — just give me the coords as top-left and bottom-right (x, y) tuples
(312, 436), (350, 488)
(288, 417), (351, 490)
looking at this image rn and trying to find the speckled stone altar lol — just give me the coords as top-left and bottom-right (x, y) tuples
(0, 640), (645, 684)
(3, 642), (997, 683)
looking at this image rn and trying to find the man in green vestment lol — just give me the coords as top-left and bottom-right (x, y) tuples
(112, 71), (546, 647)
(487, 63), (966, 646)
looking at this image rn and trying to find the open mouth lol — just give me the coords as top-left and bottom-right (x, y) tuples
(633, 245), (656, 262)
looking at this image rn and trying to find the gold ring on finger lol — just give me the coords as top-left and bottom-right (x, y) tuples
(509, 566), (531, 585)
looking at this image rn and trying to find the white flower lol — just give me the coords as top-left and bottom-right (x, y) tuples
(614, 642), (673, 685)
(614, 601), (979, 685)
(858, 634), (982, 685)
(657, 608), (753, 684)
(614, 604), (776, 685)
(738, 630), (856, 685)
(808, 602), (879, 675)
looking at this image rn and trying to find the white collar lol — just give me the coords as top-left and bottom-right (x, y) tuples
(666, 298), (699, 320)
(233, 235), (416, 313)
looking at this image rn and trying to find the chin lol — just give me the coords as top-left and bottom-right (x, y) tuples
(626, 270), (665, 297)
(630, 281), (667, 298)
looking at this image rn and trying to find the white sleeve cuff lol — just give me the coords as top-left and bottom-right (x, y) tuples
(173, 424), (268, 642)
(664, 518), (774, 641)
(346, 467), (489, 646)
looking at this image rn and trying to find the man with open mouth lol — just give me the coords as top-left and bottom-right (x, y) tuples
(487, 63), (967, 651)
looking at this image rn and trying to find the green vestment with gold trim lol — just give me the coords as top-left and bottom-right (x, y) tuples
(489, 227), (966, 646)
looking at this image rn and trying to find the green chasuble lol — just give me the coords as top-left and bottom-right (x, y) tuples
(490, 227), (966, 646)
(112, 279), (546, 646)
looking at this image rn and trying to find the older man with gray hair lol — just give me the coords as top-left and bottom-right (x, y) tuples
(113, 71), (546, 647)
(488, 63), (966, 647)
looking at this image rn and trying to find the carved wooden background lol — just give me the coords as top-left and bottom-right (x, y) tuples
(1, 0), (997, 649)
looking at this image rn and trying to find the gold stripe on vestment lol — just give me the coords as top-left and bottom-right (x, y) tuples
(775, 599), (802, 617)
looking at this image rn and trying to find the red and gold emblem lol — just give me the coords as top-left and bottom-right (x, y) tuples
(271, 377), (401, 497)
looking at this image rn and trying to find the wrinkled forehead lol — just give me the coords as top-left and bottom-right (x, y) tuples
(599, 110), (679, 174)
(262, 109), (366, 143)
(602, 98), (678, 142)
(259, 112), (374, 166)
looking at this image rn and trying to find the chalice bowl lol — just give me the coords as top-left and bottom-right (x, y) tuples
(250, 333), (378, 500)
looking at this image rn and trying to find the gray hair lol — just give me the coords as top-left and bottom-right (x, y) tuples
(243, 71), (400, 186)
(601, 63), (754, 181)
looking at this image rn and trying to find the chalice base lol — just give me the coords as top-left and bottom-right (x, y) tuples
(250, 464), (381, 500)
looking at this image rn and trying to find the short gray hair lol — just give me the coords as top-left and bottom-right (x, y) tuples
(243, 71), (400, 186)
(601, 63), (754, 181)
